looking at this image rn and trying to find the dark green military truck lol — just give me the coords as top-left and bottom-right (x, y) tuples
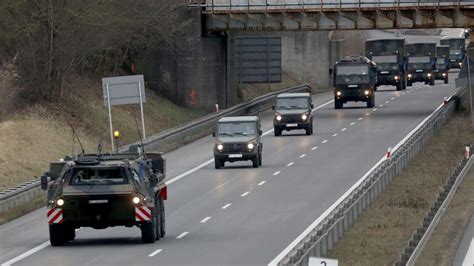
(213, 116), (263, 169)
(440, 37), (466, 69)
(272, 92), (314, 136)
(406, 43), (437, 86)
(333, 56), (377, 109)
(41, 150), (167, 246)
(434, 45), (450, 84)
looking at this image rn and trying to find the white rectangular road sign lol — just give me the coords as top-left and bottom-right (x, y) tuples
(102, 75), (145, 106)
(309, 257), (339, 266)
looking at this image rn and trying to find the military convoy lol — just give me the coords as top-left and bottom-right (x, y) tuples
(332, 56), (377, 109)
(272, 92), (314, 136)
(366, 38), (407, 91)
(41, 148), (167, 246)
(405, 43), (437, 86)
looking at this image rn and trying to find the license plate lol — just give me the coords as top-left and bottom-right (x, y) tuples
(348, 85), (358, 88)
(451, 59), (456, 62)
(416, 69), (423, 73)
(380, 71), (389, 74)
(89, 199), (108, 204)
(286, 123), (298, 127)
(229, 154), (243, 158)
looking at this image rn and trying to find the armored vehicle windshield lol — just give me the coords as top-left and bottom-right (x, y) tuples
(70, 167), (128, 186)
(276, 97), (309, 110)
(335, 65), (370, 85)
(218, 122), (257, 137)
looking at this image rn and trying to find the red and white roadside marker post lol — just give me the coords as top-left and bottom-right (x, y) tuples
(387, 147), (392, 159)
(443, 97), (449, 106)
(215, 104), (219, 113)
(466, 146), (471, 159)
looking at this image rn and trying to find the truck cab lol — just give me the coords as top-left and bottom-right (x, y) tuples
(333, 56), (377, 109)
(41, 151), (167, 246)
(366, 38), (407, 91)
(406, 43), (437, 86)
(434, 45), (450, 84)
(213, 116), (263, 169)
(441, 37), (466, 69)
(272, 92), (314, 136)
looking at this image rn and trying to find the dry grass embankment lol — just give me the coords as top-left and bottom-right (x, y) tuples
(0, 72), (206, 191)
(327, 111), (474, 265)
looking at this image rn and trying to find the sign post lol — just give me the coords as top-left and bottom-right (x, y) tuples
(102, 75), (146, 152)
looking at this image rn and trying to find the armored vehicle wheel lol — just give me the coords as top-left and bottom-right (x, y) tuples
(49, 224), (65, 246)
(152, 206), (161, 241)
(407, 81), (412, 87)
(141, 220), (156, 243)
(214, 158), (223, 169)
(252, 154), (259, 168)
(64, 225), (75, 241)
(305, 123), (313, 135)
(274, 127), (281, 136)
(430, 79), (435, 86)
(334, 100), (343, 109)
(158, 197), (166, 237)
(367, 95), (375, 108)
(444, 77), (449, 84)
(396, 82), (403, 91)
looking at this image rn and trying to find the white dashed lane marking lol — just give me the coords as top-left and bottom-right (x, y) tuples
(332, 133), (338, 137)
(385, 101), (390, 104)
(258, 181), (266, 186)
(287, 162), (294, 167)
(372, 108), (377, 111)
(200, 217), (212, 223)
(273, 171), (281, 176)
(341, 128), (347, 132)
(358, 118), (363, 121)
(148, 249), (163, 257)
(221, 203), (232, 210)
(176, 232), (189, 239)
(379, 104), (384, 107)
(350, 122), (356, 126)
(322, 140), (328, 144)
(311, 146), (318, 151)
(241, 191), (250, 197)
(300, 154), (306, 158)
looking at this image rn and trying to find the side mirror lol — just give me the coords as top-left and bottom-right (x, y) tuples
(259, 130), (263, 136)
(212, 132), (216, 137)
(329, 68), (333, 75)
(40, 175), (49, 191)
(272, 106), (275, 110)
(311, 104), (314, 109)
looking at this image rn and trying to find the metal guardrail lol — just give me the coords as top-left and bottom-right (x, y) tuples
(270, 87), (467, 266)
(399, 147), (473, 265)
(187, 0), (473, 13)
(0, 84), (311, 214)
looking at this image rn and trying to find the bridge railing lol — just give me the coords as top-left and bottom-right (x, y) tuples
(187, 0), (472, 13)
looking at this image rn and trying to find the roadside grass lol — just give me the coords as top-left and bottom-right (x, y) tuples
(0, 74), (206, 190)
(327, 111), (474, 265)
(239, 72), (303, 102)
(417, 157), (474, 264)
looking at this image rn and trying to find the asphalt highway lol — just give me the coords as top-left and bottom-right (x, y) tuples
(0, 71), (460, 265)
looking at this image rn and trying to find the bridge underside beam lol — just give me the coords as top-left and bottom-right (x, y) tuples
(206, 8), (474, 31)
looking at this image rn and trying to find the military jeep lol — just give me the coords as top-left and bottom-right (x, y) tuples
(272, 92), (314, 136)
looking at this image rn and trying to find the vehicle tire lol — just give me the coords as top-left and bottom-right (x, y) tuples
(334, 99), (343, 109)
(430, 79), (435, 86)
(49, 224), (65, 246)
(396, 82), (403, 91)
(141, 221), (156, 243)
(252, 154), (259, 168)
(407, 81), (412, 87)
(156, 196), (165, 237)
(214, 158), (222, 169)
(274, 127), (281, 137)
(64, 225), (75, 242)
(374, 86), (378, 92)
(258, 149), (262, 166)
(444, 77), (449, 84)
(403, 80), (407, 90)
(152, 205), (161, 241)
(367, 95), (375, 108)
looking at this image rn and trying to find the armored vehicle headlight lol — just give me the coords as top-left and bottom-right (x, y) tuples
(442, 73), (447, 77)
(217, 144), (224, 151)
(364, 90), (370, 96)
(276, 115), (282, 121)
(427, 73), (432, 77)
(56, 199), (64, 206)
(336, 91), (342, 96)
(394, 75), (399, 80)
(132, 196), (140, 204)
(301, 114), (308, 121)
(459, 62), (463, 66)
(247, 143), (255, 150)
(408, 74), (412, 78)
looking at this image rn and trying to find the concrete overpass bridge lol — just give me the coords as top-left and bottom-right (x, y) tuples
(187, 0), (474, 31)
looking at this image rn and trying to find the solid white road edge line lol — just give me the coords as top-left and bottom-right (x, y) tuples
(268, 98), (449, 266)
(1, 241), (50, 266)
(148, 249), (163, 257)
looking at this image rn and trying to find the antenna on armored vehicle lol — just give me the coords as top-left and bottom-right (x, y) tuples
(133, 114), (147, 159)
(97, 139), (103, 158)
(70, 125), (85, 155)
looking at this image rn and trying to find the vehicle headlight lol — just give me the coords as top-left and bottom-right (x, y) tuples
(276, 115), (282, 121)
(459, 62), (463, 66)
(394, 75), (399, 80)
(442, 73), (446, 77)
(336, 91), (342, 96)
(217, 144), (224, 151)
(247, 143), (255, 150)
(364, 90), (370, 96)
(56, 198), (64, 206)
(132, 196), (140, 204)
(408, 74), (412, 78)
(427, 73), (432, 77)
(301, 114), (308, 121)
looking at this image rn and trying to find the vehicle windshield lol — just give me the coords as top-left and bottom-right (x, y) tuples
(436, 58), (447, 65)
(408, 56), (430, 63)
(336, 65), (370, 85)
(70, 167), (128, 185)
(372, 55), (397, 63)
(450, 49), (463, 59)
(276, 97), (309, 110)
(218, 122), (256, 137)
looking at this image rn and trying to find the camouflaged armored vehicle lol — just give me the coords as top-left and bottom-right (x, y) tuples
(40, 148), (167, 246)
